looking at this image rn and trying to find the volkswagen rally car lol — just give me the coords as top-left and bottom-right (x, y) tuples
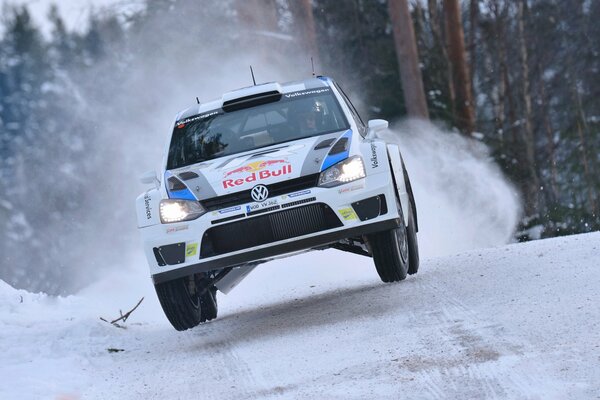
(136, 77), (419, 331)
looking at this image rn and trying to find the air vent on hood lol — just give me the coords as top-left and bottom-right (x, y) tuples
(178, 171), (199, 181)
(167, 176), (187, 191)
(314, 138), (336, 150)
(329, 137), (349, 155)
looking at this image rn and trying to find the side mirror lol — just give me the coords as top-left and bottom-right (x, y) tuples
(366, 119), (389, 139)
(140, 170), (158, 186)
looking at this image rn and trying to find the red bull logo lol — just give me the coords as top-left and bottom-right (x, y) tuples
(223, 159), (287, 178)
(222, 162), (292, 189)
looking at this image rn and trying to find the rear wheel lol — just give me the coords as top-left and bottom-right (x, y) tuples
(155, 276), (218, 331)
(368, 198), (409, 282)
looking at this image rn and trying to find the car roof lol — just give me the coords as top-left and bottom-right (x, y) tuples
(174, 76), (334, 123)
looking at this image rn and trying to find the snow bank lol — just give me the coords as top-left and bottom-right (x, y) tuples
(3, 232), (600, 399)
(382, 119), (522, 257)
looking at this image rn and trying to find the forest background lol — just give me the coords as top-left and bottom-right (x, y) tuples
(0, 0), (597, 294)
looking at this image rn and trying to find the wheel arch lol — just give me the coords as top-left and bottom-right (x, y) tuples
(400, 157), (418, 232)
(386, 144), (411, 227)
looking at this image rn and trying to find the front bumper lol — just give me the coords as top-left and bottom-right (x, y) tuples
(151, 217), (399, 284)
(140, 170), (401, 284)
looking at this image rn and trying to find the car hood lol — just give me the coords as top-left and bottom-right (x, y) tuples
(165, 129), (353, 200)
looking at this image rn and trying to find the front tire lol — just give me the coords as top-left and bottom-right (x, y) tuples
(368, 199), (409, 282)
(155, 276), (218, 331)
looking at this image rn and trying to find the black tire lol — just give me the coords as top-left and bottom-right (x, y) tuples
(200, 286), (218, 322)
(368, 198), (409, 282)
(155, 276), (211, 331)
(407, 200), (419, 275)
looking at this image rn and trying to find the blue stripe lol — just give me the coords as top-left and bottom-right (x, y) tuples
(320, 129), (352, 171)
(169, 189), (197, 201)
(165, 171), (198, 201)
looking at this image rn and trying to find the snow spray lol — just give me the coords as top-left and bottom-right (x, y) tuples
(46, 3), (520, 293)
(381, 119), (522, 257)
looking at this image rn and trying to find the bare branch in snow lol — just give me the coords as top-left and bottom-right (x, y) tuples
(100, 297), (144, 328)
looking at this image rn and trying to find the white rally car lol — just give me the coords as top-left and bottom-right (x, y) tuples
(137, 77), (419, 331)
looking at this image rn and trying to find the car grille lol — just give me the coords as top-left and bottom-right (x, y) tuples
(200, 173), (319, 211)
(200, 202), (342, 257)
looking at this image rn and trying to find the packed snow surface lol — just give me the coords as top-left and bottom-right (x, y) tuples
(2, 232), (599, 399)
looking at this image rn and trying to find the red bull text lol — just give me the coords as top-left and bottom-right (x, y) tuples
(222, 164), (292, 188)
(223, 159), (287, 178)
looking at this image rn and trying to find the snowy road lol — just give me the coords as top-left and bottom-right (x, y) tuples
(2, 232), (600, 399)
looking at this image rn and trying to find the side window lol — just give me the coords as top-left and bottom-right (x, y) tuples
(335, 83), (366, 136)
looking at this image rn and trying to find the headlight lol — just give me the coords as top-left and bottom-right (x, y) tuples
(159, 199), (206, 223)
(318, 156), (366, 187)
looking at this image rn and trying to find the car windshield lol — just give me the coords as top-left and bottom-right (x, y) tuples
(167, 88), (350, 169)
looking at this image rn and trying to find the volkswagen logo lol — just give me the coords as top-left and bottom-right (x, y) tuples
(250, 185), (269, 202)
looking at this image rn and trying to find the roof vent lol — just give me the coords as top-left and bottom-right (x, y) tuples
(222, 82), (282, 112)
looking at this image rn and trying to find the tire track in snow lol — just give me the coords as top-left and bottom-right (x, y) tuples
(400, 272), (563, 399)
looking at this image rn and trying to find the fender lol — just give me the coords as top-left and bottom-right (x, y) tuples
(136, 188), (161, 228)
(401, 157), (418, 232)
(386, 144), (410, 227)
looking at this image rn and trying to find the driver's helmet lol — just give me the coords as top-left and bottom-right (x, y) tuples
(292, 99), (325, 133)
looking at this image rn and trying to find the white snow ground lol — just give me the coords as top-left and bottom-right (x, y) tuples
(1, 232), (599, 399)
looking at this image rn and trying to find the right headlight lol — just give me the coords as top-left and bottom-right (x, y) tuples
(318, 156), (366, 188)
(159, 199), (206, 224)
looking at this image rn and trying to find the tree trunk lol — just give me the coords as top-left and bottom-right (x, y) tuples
(516, 0), (542, 214)
(538, 81), (559, 204)
(491, 51), (505, 151)
(573, 85), (598, 215)
(494, 2), (538, 218)
(428, 0), (455, 117)
(298, 0), (320, 69)
(468, 0), (479, 103)
(443, 0), (475, 134)
(388, 0), (429, 119)
(236, 0), (281, 65)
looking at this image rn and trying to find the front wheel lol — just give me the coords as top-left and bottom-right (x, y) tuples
(367, 199), (409, 282)
(155, 276), (218, 331)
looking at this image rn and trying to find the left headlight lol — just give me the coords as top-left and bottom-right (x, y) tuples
(159, 199), (206, 224)
(318, 156), (366, 188)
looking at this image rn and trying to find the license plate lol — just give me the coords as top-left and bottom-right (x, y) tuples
(246, 198), (278, 213)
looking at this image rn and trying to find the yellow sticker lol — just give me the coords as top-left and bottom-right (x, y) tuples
(338, 207), (358, 221)
(186, 242), (198, 257)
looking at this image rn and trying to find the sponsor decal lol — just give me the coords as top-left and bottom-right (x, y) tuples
(185, 242), (198, 257)
(211, 206), (242, 216)
(144, 194), (152, 220)
(370, 143), (379, 168)
(338, 207), (358, 221)
(246, 198), (278, 213)
(166, 225), (189, 234)
(284, 88), (331, 98)
(222, 164), (292, 189)
(287, 189), (311, 198)
(338, 184), (365, 194)
(176, 111), (219, 127)
(224, 159), (287, 177)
